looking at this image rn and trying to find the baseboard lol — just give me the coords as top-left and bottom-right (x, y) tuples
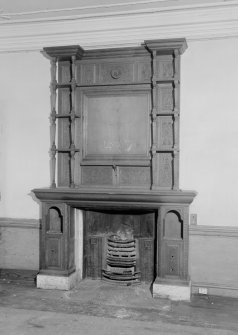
(192, 281), (238, 298)
(0, 269), (38, 286)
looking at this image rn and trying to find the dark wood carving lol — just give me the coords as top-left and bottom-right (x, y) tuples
(40, 203), (75, 276)
(33, 39), (196, 291)
(42, 40), (186, 189)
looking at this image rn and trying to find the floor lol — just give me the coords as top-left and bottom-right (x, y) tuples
(0, 280), (238, 335)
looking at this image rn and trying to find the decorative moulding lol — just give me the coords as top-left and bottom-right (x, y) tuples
(1, 1), (238, 53)
(0, 217), (40, 229)
(189, 225), (238, 238)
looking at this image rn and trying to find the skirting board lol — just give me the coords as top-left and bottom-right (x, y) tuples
(192, 282), (238, 298)
(0, 269), (38, 286)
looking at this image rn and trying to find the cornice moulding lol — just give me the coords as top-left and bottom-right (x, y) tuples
(0, 2), (238, 53)
(1, 0), (238, 23)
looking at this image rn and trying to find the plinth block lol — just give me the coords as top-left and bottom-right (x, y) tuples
(37, 271), (78, 290)
(153, 278), (191, 301)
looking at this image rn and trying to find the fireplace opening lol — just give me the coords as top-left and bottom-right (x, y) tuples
(83, 210), (156, 284)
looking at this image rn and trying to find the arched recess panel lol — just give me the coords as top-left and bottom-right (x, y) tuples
(163, 210), (183, 239)
(47, 207), (63, 233)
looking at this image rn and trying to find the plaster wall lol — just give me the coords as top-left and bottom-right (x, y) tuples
(0, 52), (50, 218)
(0, 38), (238, 227)
(180, 38), (238, 226)
(0, 219), (39, 270)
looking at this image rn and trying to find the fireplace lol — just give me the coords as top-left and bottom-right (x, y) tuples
(33, 39), (196, 300)
(84, 210), (155, 284)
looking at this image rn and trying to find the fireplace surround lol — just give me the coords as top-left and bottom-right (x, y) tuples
(33, 39), (196, 300)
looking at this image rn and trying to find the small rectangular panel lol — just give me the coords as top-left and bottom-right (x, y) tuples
(156, 55), (174, 79)
(83, 90), (150, 158)
(137, 61), (152, 82)
(81, 166), (113, 185)
(78, 59), (151, 85)
(86, 237), (102, 279)
(77, 63), (95, 85)
(58, 88), (71, 114)
(119, 166), (150, 187)
(58, 117), (70, 187)
(157, 83), (174, 112)
(157, 153), (173, 188)
(139, 238), (154, 282)
(157, 116), (174, 149)
(58, 153), (70, 187)
(165, 243), (180, 277)
(58, 61), (71, 84)
(98, 62), (133, 84)
(58, 118), (70, 147)
(46, 238), (62, 268)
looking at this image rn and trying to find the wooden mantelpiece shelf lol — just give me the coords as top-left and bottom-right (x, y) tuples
(33, 39), (196, 300)
(33, 188), (196, 208)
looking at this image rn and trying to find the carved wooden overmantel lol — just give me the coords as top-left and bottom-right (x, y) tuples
(33, 39), (196, 299)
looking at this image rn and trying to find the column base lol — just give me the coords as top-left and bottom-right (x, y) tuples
(37, 271), (78, 290)
(152, 278), (191, 301)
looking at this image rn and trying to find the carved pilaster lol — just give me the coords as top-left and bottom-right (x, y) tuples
(49, 58), (57, 188)
(151, 50), (158, 189)
(70, 55), (77, 188)
(144, 38), (187, 191)
(43, 45), (84, 189)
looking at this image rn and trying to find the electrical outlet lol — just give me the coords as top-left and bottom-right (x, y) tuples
(198, 287), (208, 295)
(190, 213), (197, 225)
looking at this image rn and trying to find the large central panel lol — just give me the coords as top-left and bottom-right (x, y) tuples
(84, 91), (150, 158)
(78, 85), (152, 188)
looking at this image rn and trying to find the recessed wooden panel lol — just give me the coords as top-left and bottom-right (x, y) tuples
(156, 55), (174, 79)
(157, 83), (174, 112)
(157, 153), (173, 188)
(139, 238), (154, 282)
(165, 244), (180, 276)
(86, 237), (103, 279)
(47, 207), (63, 233)
(119, 166), (150, 187)
(137, 61), (151, 82)
(46, 238), (62, 268)
(58, 154), (70, 187)
(99, 62), (133, 84)
(81, 166), (113, 185)
(58, 88), (71, 114)
(83, 91), (150, 158)
(157, 116), (174, 148)
(58, 61), (71, 84)
(78, 63), (95, 85)
(77, 59), (151, 86)
(164, 211), (182, 239)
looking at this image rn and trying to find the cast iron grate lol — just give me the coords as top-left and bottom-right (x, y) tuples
(102, 234), (140, 285)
